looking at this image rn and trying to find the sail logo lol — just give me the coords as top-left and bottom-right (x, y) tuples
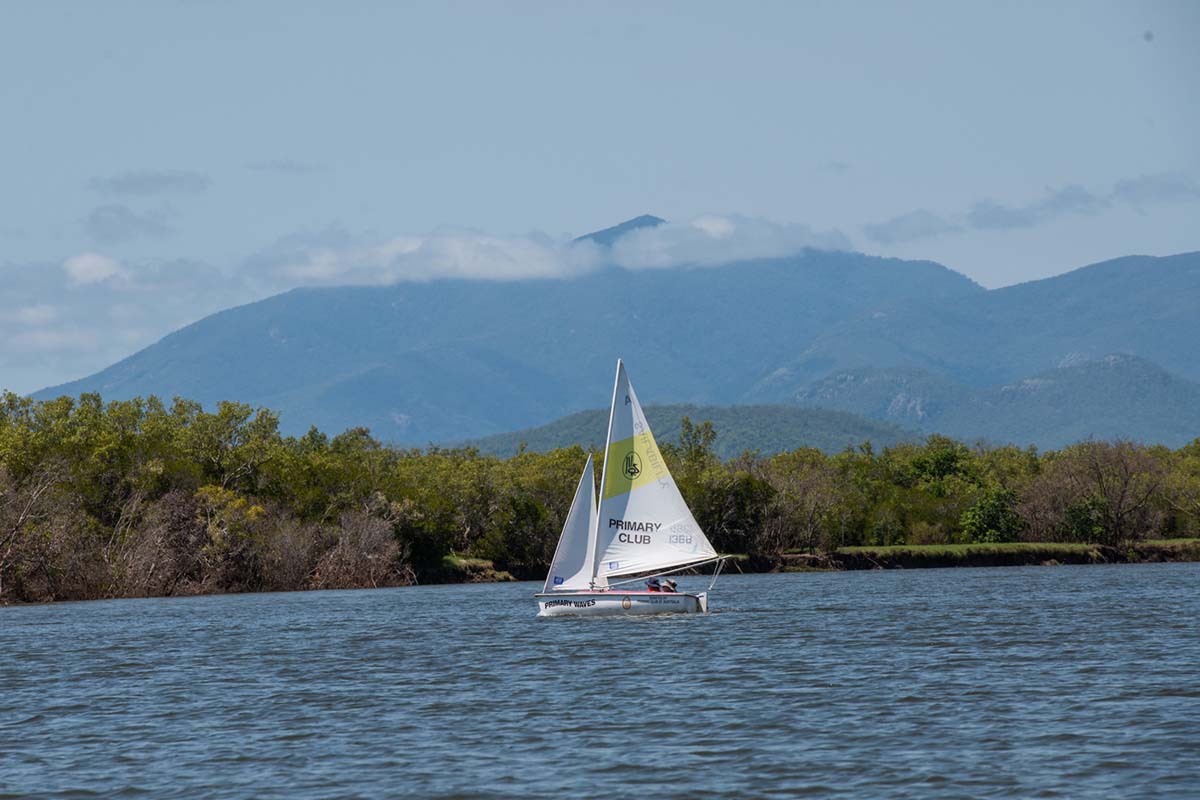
(611, 518), (660, 545)
(622, 452), (642, 479)
(609, 519), (662, 532)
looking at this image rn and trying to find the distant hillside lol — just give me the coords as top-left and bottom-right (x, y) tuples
(462, 404), (917, 459)
(751, 251), (1200, 398)
(795, 355), (1200, 448)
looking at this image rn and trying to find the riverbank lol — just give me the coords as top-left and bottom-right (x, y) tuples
(4, 543), (1198, 605)
(439, 538), (1200, 585)
(770, 539), (1200, 571)
(5, 393), (1198, 604)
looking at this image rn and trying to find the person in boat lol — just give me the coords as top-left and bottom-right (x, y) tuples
(661, 579), (678, 593)
(646, 577), (662, 592)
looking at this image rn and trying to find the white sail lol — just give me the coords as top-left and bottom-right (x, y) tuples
(542, 455), (600, 592)
(593, 360), (717, 579)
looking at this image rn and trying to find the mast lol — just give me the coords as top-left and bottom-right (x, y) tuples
(588, 358), (623, 588)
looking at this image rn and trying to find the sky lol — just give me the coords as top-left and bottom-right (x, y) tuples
(2, 0), (1198, 394)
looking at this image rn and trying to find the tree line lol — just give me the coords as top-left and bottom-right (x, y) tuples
(2, 392), (1198, 603)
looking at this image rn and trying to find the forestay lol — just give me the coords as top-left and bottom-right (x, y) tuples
(593, 361), (717, 579)
(542, 455), (603, 591)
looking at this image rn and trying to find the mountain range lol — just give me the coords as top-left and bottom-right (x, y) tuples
(748, 251), (1200, 398)
(35, 216), (1200, 449)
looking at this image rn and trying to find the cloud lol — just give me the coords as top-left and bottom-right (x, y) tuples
(610, 215), (852, 269)
(241, 215), (851, 286)
(692, 215), (736, 238)
(88, 169), (210, 196)
(968, 185), (1110, 231)
(57, 253), (222, 294)
(246, 159), (322, 175)
(1111, 173), (1200, 209)
(3, 304), (57, 326)
(62, 253), (127, 286)
(965, 199), (1043, 231)
(864, 209), (961, 245)
(86, 204), (173, 244)
(244, 226), (605, 286)
(1041, 184), (1111, 216)
(1, 254), (259, 393)
(864, 172), (1198, 244)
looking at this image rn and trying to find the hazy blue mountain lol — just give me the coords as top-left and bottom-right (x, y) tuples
(33, 211), (1200, 448)
(795, 355), (1200, 448)
(37, 240), (980, 442)
(462, 404), (918, 459)
(751, 251), (1200, 399)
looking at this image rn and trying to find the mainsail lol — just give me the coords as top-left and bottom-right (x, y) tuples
(593, 360), (717, 579)
(542, 455), (600, 592)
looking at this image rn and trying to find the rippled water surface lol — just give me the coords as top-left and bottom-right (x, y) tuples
(3, 564), (1199, 798)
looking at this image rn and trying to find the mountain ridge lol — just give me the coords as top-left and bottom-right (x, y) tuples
(37, 244), (982, 442)
(749, 250), (1200, 397)
(31, 216), (1200, 448)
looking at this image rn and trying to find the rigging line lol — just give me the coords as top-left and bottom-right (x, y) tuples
(604, 555), (729, 588)
(707, 554), (726, 592)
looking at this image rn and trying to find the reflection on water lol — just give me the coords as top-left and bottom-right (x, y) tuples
(2, 564), (1198, 798)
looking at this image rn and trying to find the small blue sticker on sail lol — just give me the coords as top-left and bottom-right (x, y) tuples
(552, 576), (564, 585)
(609, 561), (619, 570)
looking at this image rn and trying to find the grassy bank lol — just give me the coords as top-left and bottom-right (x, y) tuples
(435, 555), (516, 583)
(777, 539), (1200, 570)
(1131, 538), (1200, 561)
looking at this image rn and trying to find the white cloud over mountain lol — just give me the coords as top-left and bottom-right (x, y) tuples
(611, 216), (851, 270)
(244, 215), (851, 287)
(1, 214), (850, 394)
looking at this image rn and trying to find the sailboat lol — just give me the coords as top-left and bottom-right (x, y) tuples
(535, 359), (726, 617)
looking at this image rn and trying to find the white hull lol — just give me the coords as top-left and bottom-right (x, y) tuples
(535, 590), (708, 617)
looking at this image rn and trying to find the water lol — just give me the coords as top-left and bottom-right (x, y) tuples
(2, 564), (1198, 799)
